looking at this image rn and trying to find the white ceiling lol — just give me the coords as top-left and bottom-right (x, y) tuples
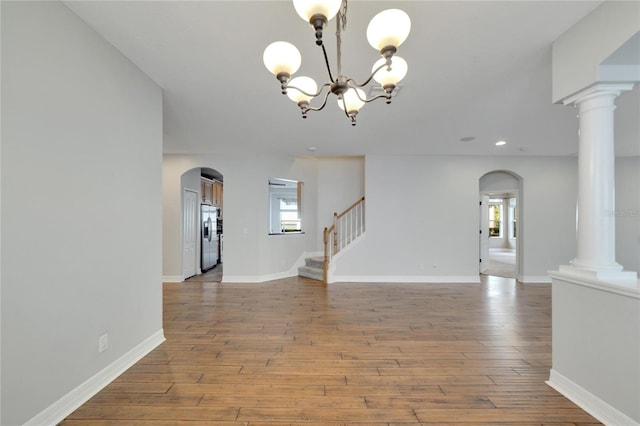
(64, 1), (639, 157)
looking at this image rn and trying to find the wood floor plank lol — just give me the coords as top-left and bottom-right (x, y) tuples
(113, 372), (203, 384)
(413, 408), (598, 423)
(97, 382), (174, 394)
(83, 393), (203, 407)
(439, 383), (557, 396)
(199, 373), (349, 385)
(237, 407), (418, 422)
(198, 395), (367, 409)
(343, 374), (496, 386)
(166, 383), (327, 397)
(363, 395), (496, 409)
(325, 384), (444, 397)
(61, 276), (600, 425)
(64, 406), (239, 421)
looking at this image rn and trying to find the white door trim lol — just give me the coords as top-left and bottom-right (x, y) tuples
(479, 193), (490, 274)
(182, 189), (199, 280)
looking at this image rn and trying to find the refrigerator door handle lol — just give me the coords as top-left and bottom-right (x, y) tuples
(207, 217), (213, 241)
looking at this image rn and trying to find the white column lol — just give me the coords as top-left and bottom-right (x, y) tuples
(559, 84), (637, 286)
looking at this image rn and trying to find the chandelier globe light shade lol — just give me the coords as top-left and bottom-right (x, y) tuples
(263, 41), (302, 78)
(286, 76), (319, 104)
(293, 0), (342, 45)
(263, 0), (411, 126)
(337, 87), (366, 115)
(293, 0), (342, 24)
(372, 56), (408, 89)
(366, 9), (411, 53)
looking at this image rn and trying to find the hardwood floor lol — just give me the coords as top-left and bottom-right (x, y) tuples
(60, 276), (600, 425)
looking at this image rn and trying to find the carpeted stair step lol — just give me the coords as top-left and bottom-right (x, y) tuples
(298, 265), (323, 281)
(305, 256), (324, 269)
(298, 257), (324, 281)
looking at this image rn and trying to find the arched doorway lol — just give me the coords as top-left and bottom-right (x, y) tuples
(479, 170), (522, 279)
(180, 166), (223, 282)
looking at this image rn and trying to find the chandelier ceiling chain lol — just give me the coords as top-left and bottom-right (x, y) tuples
(263, 0), (411, 126)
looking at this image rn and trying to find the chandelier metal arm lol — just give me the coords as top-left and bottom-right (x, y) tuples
(302, 89), (333, 113)
(344, 61), (388, 89)
(362, 93), (392, 104)
(285, 82), (332, 99)
(339, 96), (351, 118)
(348, 87), (392, 106)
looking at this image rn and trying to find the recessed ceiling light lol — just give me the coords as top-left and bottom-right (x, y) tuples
(307, 146), (316, 151)
(495, 140), (507, 146)
(459, 136), (475, 142)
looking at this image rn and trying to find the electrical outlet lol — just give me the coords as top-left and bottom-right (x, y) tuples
(98, 333), (109, 353)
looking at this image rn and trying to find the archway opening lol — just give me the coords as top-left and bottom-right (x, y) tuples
(180, 166), (223, 282)
(479, 170), (522, 280)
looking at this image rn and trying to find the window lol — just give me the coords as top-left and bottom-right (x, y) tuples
(269, 178), (303, 234)
(488, 200), (502, 237)
(278, 197), (300, 232)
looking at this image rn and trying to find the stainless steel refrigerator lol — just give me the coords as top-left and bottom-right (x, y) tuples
(201, 205), (219, 271)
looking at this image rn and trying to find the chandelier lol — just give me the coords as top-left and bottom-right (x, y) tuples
(263, 0), (411, 126)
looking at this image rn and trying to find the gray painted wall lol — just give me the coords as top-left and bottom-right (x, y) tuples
(163, 155), (367, 282)
(333, 155), (639, 280)
(163, 155), (324, 281)
(335, 155), (579, 281)
(1, 2), (163, 423)
(164, 154), (639, 283)
(615, 156), (640, 273)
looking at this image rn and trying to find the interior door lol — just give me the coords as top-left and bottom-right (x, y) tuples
(183, 190), (198, 279)
(479, 193), (490, 274)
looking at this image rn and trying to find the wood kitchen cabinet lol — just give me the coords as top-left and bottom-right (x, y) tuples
(213, 182), (223, 207)
(201, 178), (223, 208)
(201, 178), (214, 204)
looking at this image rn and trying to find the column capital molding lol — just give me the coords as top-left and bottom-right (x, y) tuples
(562, 83), (635, 106)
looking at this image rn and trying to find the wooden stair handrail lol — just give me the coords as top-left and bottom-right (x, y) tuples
(336, 197), (365, 220)
(322, 196), (365, 283)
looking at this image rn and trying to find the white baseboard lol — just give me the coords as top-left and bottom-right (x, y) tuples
(330, 275), (481, 284)
(222, 275), (260, 283)
(223, 251), (323, 283)
(162, 275), (183, 283)
(520, 275), (552, 283)
(223, 272), (297, 283)
(24, 329), (166, 426)
(547, 369), (639, 426)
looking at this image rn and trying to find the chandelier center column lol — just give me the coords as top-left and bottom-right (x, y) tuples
(559, 83), (637, 286)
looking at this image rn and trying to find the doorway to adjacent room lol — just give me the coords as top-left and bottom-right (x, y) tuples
(479, 171), (522, 279)
(181, 166), (224, 283)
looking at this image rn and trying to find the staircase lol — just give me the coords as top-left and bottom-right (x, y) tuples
(298, 196), (365, 283)
(298, 257), (324, 281)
